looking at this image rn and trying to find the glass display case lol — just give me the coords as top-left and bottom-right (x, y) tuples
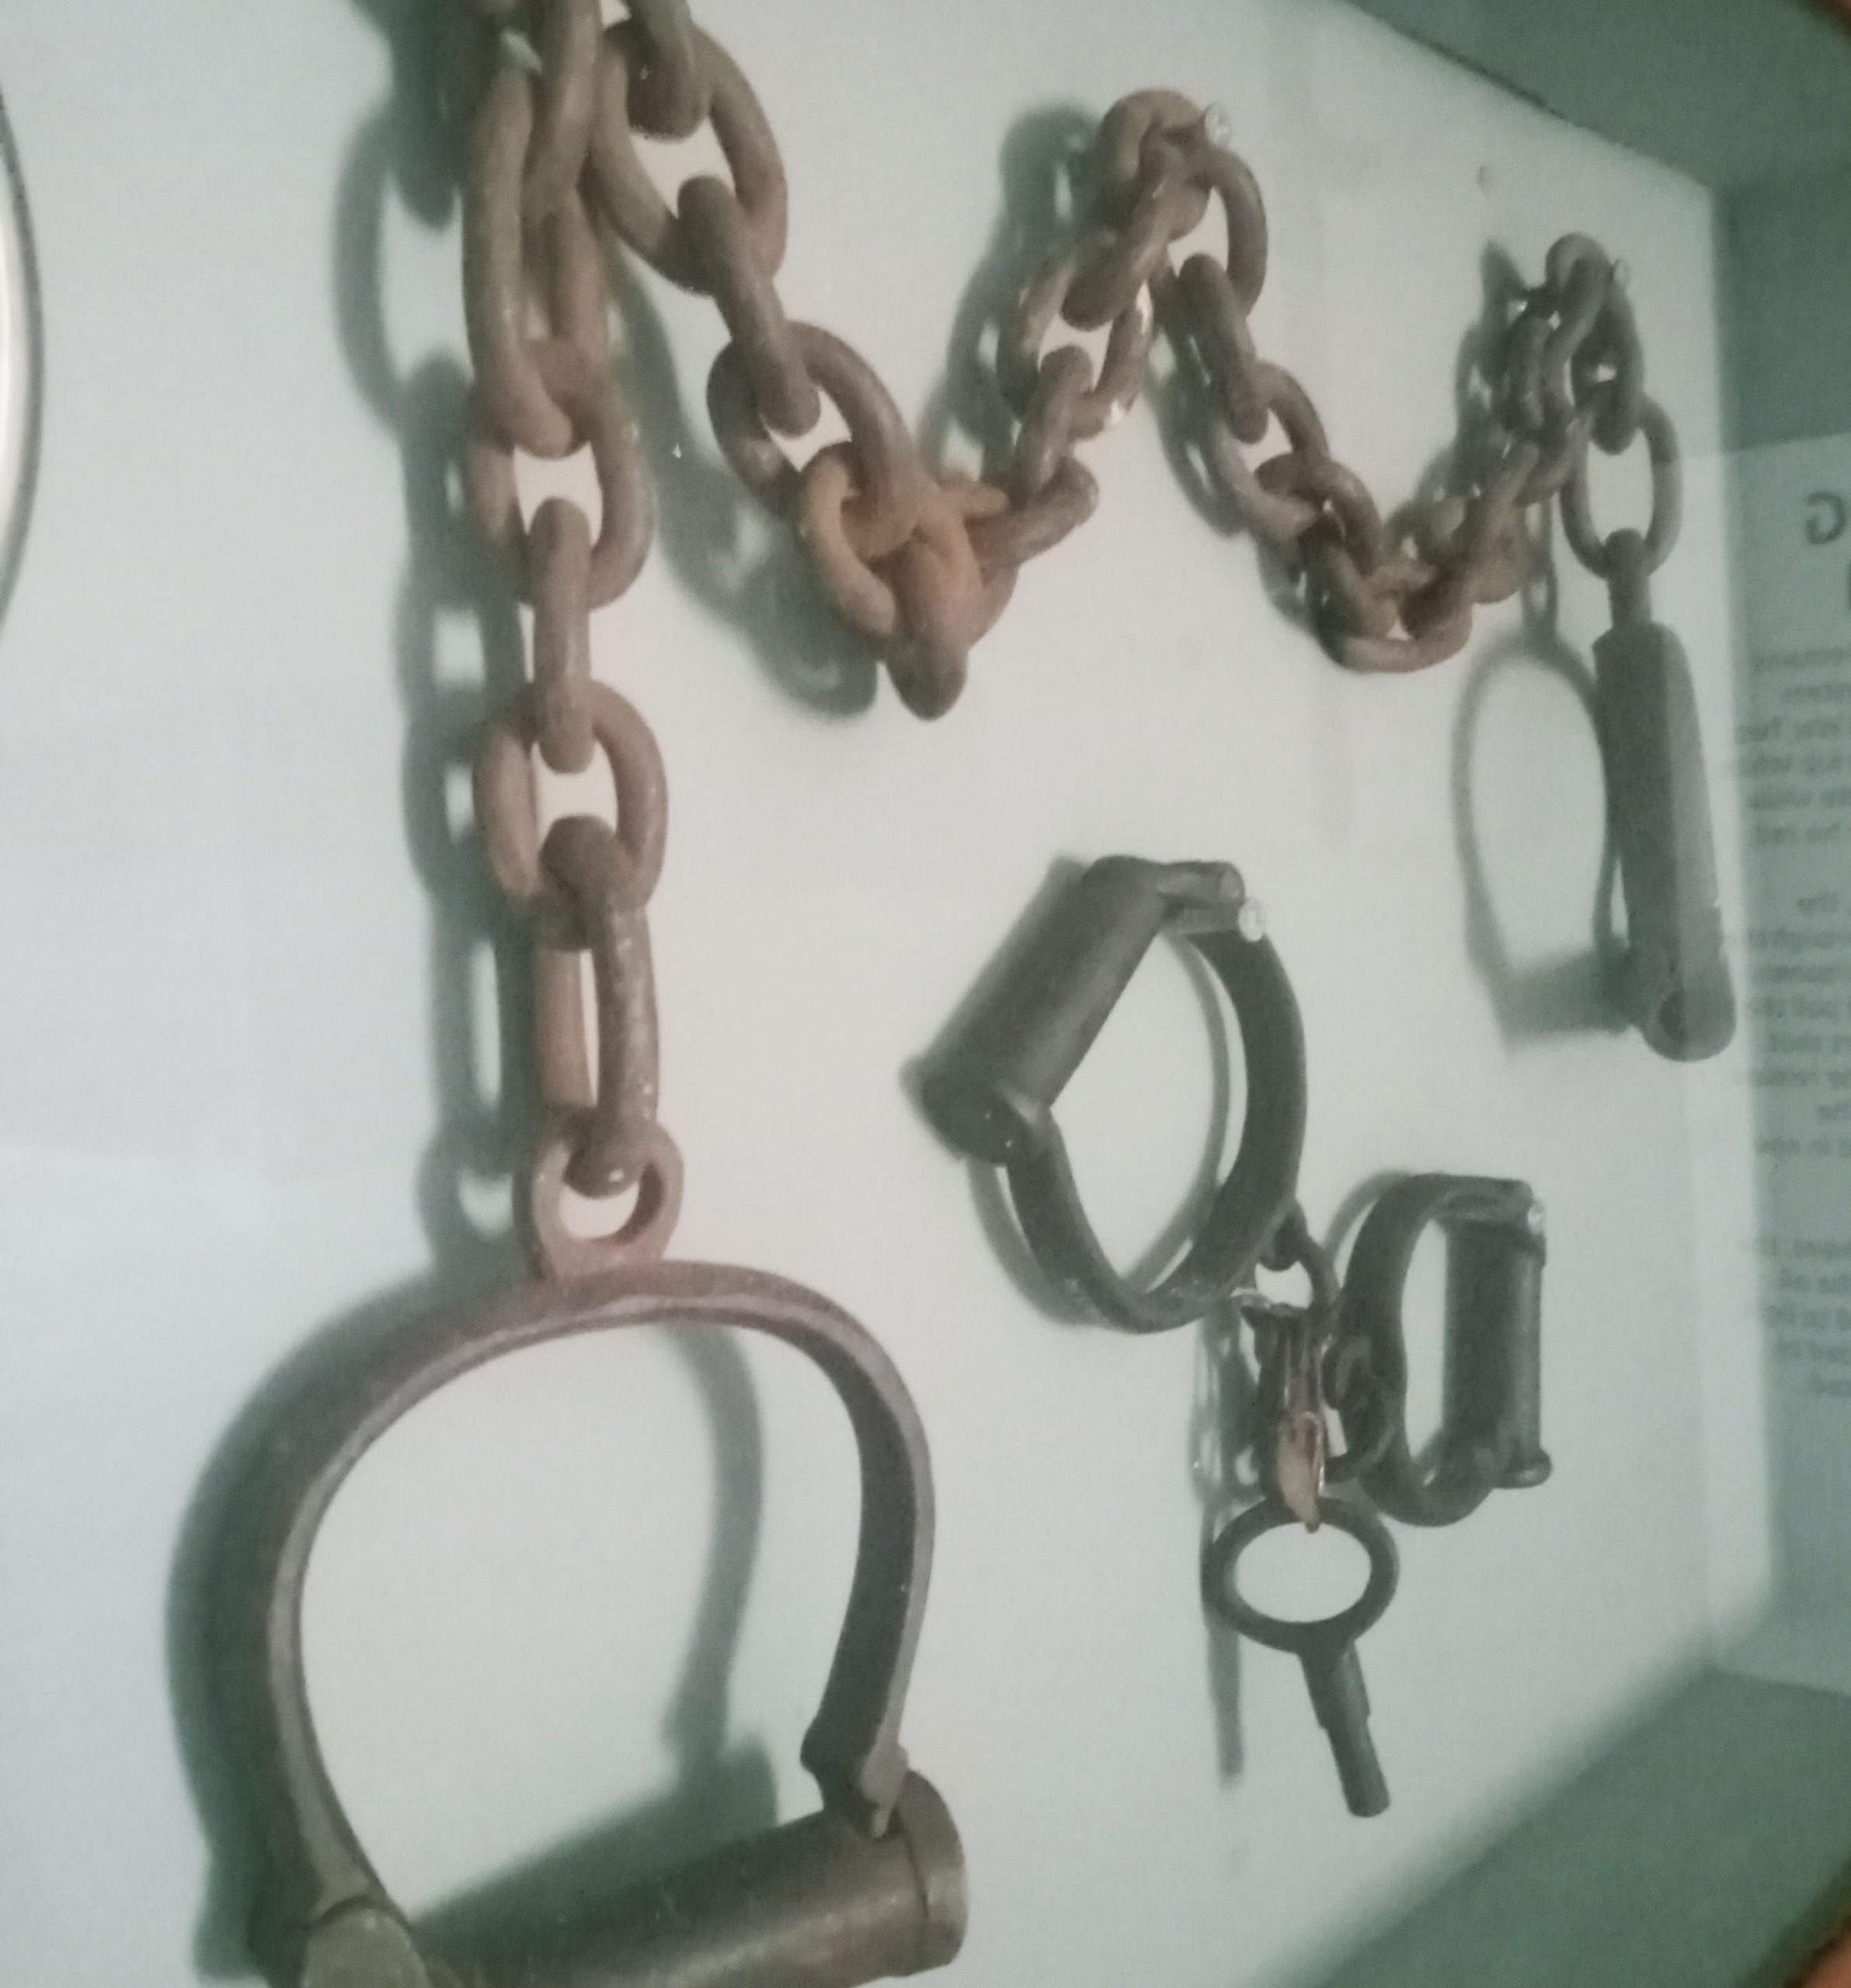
(0, 3), (1847, 1985)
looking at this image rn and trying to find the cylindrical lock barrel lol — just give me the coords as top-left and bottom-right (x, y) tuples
(1446, 1193), (1550, 1491)
(550, 1772), (965, 1988)
(1593, 617), (1734, 1061)
(922, 857), (1243, 1164)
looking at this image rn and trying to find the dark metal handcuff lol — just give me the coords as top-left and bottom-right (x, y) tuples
(921, 856), (1305, 1333)
(1594, 536), (1735, 1061)
(926, 854), (1553, 1816)
(209, 1264), (963, 1988)
(1337, 1172), (1550, 1527)
(1209, 1176), (1552, 1816)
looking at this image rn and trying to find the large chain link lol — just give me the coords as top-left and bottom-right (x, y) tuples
(461, 2), (681, 1281)
(451, 0), (1684, 1283)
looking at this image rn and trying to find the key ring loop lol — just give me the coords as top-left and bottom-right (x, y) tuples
(207, 1263), (962, 1983)
(923, 856), (1306, 1333)
(1201, 1494), (1399, 1654)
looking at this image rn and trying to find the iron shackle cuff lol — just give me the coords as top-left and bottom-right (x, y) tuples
(208, 1263), (964, 1988)
(1341, 1173), (1550, 1527)
(923, 855), (1306, 1333)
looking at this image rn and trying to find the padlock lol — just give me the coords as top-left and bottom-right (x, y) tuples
(208, 1263), (965, 1988)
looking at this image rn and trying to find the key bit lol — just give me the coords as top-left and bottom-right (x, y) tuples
(1300, 1632), (1390, 1818)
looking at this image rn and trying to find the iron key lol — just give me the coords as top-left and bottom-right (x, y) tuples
(1203, 1493), (1400, 1817)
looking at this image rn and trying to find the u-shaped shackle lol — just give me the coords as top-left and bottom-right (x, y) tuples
(922, 855), (1307, 1332)
(208, 1262), (963, 1988)
(1338, 1174), (1550, 1527)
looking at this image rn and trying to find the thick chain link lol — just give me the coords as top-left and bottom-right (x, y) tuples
(451, 0), (1685, 1282)
(461, 3), (681, 1281)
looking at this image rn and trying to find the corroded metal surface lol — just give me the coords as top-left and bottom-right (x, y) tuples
(450, 0), (1729, 1058)
(212, 1264), (964, 1988)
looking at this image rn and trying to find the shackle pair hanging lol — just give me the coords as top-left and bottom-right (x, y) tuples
(921, 851), (1550, 1507)
(208, 1264), (963, 1988)
(927, 859), (1532, 1249)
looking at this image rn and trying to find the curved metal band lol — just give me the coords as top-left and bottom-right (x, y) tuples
(0, 93), (40, 634)
(1341, 1173), (1549, 1527)
(1006, 921), (1306, 1333)
(209, 1263), (937, 1948)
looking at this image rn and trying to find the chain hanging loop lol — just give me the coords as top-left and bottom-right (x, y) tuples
(1561, 394), (1682, 579)
(589, 23), (787, 290)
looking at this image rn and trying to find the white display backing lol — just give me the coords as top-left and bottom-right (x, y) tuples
(0, 4), (1760, 1985)
(1721, 427), (1851, 1700)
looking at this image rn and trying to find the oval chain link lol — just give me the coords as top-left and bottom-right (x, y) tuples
(588, 23), (787, 291)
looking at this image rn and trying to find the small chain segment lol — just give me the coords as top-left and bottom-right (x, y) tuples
(1157, 189), (1681, 671)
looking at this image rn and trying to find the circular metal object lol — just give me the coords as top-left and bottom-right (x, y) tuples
(0, 94), (40, 632)
(1202, 1494), (1399, 1653)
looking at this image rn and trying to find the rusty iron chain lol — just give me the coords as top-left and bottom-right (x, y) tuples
(550, 10), (1679, 703)
(461, 4), (682, 1282)
(451, 0), (1682, 1281)
(1174, 215), (1677, 670)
